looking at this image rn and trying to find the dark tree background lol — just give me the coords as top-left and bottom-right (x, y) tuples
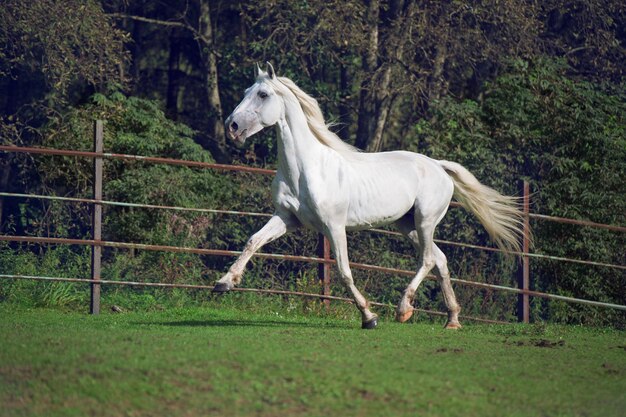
(1, 0), (624, 324)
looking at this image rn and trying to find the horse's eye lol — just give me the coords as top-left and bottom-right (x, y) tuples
(258, 91), (268, 99)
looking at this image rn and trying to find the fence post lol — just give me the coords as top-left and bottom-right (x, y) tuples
(317, 233), (331, 309)
(517, 180), (530, 323)
(90, 120), (104, 315)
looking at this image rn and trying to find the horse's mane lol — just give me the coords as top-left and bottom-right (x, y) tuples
(266, 75), (360, 156)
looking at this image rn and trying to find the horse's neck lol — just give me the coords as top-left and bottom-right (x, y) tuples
(276, 100), (325, 183)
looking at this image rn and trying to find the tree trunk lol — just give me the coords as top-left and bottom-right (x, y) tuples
(355, 0), (380, 150)
(367, 67), (393, 152)
(337, 61), (352, 142)
(166, 28), (183, 120)
(428, 42), (448, 103)
(199, 0), (229, 163)
(128, 18), (142, 85)
(355, 0), (407, 152)
(0, 160), (10, 231)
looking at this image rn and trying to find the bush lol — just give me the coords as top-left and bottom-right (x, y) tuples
(0, 242), (88, 308)
(410, 58), (625, 326)
(3, 60), (624, 326)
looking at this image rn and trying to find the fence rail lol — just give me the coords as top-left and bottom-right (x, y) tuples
(1, 235), (624, 312)
(1, 191), (623, 271)
(2, 143), (625, 232)
(1, 123), (625, 323)
(0, 274), (509, 325)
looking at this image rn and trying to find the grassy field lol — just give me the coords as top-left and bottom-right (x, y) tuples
(1, 301), (624, 417)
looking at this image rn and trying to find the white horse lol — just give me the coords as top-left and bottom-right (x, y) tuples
(215, 63), (525, 329)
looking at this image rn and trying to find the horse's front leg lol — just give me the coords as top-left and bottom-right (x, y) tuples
(213, 212), (297, 293)
(325, 226), (378, 329)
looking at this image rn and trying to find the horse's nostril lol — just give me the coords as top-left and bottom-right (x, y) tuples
(230, 121), (238, 132)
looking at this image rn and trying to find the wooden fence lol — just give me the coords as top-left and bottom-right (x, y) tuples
(1, 121), (625, 323)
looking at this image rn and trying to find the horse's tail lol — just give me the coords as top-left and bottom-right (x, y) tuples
(438, 160), (529, 253)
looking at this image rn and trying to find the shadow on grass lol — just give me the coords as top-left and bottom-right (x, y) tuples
(133, 318), (351, 329)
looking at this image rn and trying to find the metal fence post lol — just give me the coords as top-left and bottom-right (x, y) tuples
(90, 120), (104, 315)
(517, 180), (530, 323)
(317, 233), (331, 309)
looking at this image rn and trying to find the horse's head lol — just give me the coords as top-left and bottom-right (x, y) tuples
(225, 63), (283, 147)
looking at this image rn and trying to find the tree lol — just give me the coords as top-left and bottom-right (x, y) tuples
(102, 1), (624, 157)
(540, 0), (626, 84)
(354, 0), (417, 152)
(411, 59), (626, 325)
(243, 0), (541, 151)
(0, 0), (128, 106)
(106, 0), (230, 162)
(0, 0), (129, 230)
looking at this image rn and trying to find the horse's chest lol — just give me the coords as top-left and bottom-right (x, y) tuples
(272, 179), (300, 212)
(272, 175), (343, 230)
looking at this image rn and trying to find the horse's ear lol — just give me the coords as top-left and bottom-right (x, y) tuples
(266, 61), (276, 79)
(256, 63), (263, 78)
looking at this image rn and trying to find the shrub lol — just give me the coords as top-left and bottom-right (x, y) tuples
(410, 58), (625, 325)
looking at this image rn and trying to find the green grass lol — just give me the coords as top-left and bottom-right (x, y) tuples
(0, 302), (624, 417)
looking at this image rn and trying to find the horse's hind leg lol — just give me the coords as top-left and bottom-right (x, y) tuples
(395, 215), (437, 323)
(395, 215), (462, 328)
(432, 244), (462, 329)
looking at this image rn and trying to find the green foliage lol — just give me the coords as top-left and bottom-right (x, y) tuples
(4, 59), (624, 326)
(3, 0), (625, 328)
(411, 58), (626, 325)
(0, 0), (128, 98)
(4, 93), (247, 302)
(40, 92), (234, 247)
(0, 242), (88, 308)
(2, 91), (312, 307)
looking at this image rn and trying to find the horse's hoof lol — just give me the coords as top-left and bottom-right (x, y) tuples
(444, 321), (462, 330)
(361, 317), (378, 330)
(396, 308), (414, 323)
(212, 282), (233, 294)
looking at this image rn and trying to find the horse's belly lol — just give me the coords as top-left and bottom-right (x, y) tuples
(345, 179), (416, 230)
